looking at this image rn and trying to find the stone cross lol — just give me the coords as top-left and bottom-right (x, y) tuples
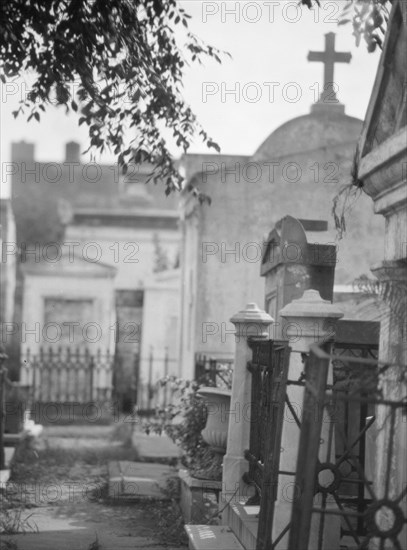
(308, 32), (351, 102)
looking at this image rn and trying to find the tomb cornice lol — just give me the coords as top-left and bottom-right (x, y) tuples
(358, 128), (407, 213)
(260, 243), (337, 276)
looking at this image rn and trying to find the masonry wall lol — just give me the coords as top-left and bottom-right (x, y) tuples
(179, 109), (385, 378)
(20, 272), (116, 358)
(178, 196), (200, 380)
(139, 270), (180, 406)
(65, 224), (180, 290)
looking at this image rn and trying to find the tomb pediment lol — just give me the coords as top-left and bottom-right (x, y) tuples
(360, 3), (407, 157)
(358, 0), (407, 209)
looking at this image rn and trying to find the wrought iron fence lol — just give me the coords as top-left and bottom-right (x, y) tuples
(0, 350), (7, 469)
(20, 347), (114, 404)
(288, 344), (407, 550)
(332, 340), (379, 538)
(244, 322), (382, 549)
(137, 348), (179, 413)
(194, 353), (234, 389)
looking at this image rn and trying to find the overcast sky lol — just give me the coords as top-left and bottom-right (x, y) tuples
(0, 1), (381, 198)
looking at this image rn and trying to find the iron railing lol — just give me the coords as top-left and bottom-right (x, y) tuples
(20, 347), (114, 403)
(243, 338), (291, 522)
(194, 353), (233, 389)
(137, 348), (179, 413)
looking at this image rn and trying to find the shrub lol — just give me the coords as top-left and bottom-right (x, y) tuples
(142, 377), (222, 480)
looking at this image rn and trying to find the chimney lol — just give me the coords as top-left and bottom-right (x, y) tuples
(11, 141), (35, 162)
(65, 141), (80, 163)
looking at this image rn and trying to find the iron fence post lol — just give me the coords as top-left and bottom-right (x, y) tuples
(163, 347), (169, 407)
(148, 347), (153, 410)
(0, 366), (5, 470)
(89, 353), (94, 402)
(133, 350), (140, 407)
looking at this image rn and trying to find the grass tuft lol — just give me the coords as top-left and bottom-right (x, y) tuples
(0, 507), (38, 535)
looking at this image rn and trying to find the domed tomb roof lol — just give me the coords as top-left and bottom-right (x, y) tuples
(254, 32), (364, 163)
(252, 110), (362, 163)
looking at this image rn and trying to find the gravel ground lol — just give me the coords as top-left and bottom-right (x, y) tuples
(0, 424), (187, 550)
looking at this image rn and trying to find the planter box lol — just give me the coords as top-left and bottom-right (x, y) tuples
(179, 469), (222, 524)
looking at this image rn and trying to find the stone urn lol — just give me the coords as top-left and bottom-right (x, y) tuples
(197, 387), (231, 454)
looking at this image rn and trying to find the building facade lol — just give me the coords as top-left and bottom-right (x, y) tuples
(10, 141), (181, 409)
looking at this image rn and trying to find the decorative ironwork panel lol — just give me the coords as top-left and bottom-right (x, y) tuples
(332, 339), (379, 538)
(288, 344), (407, 550)
(243, 338), (291, 550)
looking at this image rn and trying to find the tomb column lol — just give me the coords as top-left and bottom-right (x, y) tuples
(222, 303), (273, 508)
(369, 261), (407, 548)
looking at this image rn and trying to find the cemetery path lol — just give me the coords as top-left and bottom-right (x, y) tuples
(1, 424), (187, 550)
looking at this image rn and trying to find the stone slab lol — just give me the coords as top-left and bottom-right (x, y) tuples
(108, 460), (178, 500)
(132, 429), (181, 459)
(0, 505), (185, 549)
(185, 525), (245, 550)
(178, 468), (222, 490)
(225, 500), (258, 550)
(2, 530), (183, 550)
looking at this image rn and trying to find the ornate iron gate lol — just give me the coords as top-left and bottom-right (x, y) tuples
(243, 339), (291, 550)
(288, 344), (407, 550)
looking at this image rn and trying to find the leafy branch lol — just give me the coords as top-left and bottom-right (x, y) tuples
(0, 0), (228, 195)
(302, 0), (393, 52)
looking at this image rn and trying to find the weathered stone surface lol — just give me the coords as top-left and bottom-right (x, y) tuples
(132, 427), (181, 459)
(108, 460), (178, 500)
(179, 469), (222, 524)
(179, 105), (385, 379)
(185, 524), (245, 550)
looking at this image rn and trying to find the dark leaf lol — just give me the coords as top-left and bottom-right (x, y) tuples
(207, 140), (221, 153)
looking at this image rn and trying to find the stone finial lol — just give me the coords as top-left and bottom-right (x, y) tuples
(280, 289), (344, 320)
(230, 303), (273, 339)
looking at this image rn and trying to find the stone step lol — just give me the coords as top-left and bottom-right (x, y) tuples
(108, 460), (178, 500)
(224, 499), (259, 550)
(185, 525), (245, 550)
